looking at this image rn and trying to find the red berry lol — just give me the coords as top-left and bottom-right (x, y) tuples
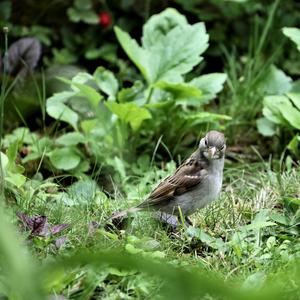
(99, 11), (111, 28)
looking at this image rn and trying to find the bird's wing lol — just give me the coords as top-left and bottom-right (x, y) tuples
(138, 150), (208, 208)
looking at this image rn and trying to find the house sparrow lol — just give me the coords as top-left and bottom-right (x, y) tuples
(110, 131), (226, 226)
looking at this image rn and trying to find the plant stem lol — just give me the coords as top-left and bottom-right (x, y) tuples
(0, 27), (9, 197)
(146, 87), (154, 104)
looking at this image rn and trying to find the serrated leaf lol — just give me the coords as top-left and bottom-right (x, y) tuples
(94, 67), (119, 100)
(114, 26), (149, 81)
(147, 22), (209, 83)
(49, 148), (81, 170)
(115, 9), (209, 84)
(105, 102), (151, 131)
(282, 27), (300, 52)
(56, 132), (85, 146)
(142, 8), (188, 49)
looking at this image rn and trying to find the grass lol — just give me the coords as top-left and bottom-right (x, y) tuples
(2, 157), (299, 299)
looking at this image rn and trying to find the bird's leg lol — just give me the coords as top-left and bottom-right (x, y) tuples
(184, 216), (193, 226)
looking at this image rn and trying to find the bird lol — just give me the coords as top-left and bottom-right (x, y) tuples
(110, 130), (226, 227)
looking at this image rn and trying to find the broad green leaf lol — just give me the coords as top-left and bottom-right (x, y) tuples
(115, 9), (209, 84)
(147, 22), (209, 83)
(72, 82), (102, 107)
(5, 172), (26, 188)
(94, 67), (119, 100)
(56, 132), (85, 146)
(257, 65), (292, 95)
(58, 76), (102, 107)
(153, 81), (202, 100)
(256, 117), (276, 137)
(114, 26), (149, 81)
(282, 27), (300, 52)
(190, 73), (227, 101)
(49, 147), (81, 170)
(273, 96), (300, 129)
(46, 91), (76, 103)
(142, 8), (188, 49)
(71, 72), (94, 84)
(106, 102), (151, 131)
(263, 96), (289, 125)
(286, 92), (300, 110)
(47, 99), (78, 130)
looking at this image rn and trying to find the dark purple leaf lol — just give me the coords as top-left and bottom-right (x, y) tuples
(7, 37), (41, 78)
(17, 212), (70, 238)
(51, 224), (70, 235)
(54, 236), (68, 249)
(17, 212), (50, 236)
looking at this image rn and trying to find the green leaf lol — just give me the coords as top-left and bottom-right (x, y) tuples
(286, 93), (300, 110)
(190, 73), (227, 101)
(184, 112), (231, 124)
(146, 22), (209, 83)
(85, 44), (117, 62)
(57, 75), (102, 107)
(117, 81), (144, 103)
(257, 65), (292, 95)
(153, 81), (202, 100)
(72, 82), (102, 107)
(56, 132), (85, 146)
(114, 26), (149, 81)
(256, 117), (276, 136)
(282, 27), (300, 52)
(5, 172), (26, 188)
(67, 7), (98, 24)
(49, 148), (81, 170)
(106, 102), (151, 131)
(47, 100), (79, 130)
(273, 96), (300, 129)
(142, 8), (188, 49)
(243, 221), (276, 231)
(115, 9), (209, 84)
(263, 96), (290, 125)
(46, 92), (79, 130)
(94, 67), (119, 100)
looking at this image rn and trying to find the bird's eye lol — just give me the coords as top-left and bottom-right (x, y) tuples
(204, 139), (208, 146)
(219, 145), (224, 150)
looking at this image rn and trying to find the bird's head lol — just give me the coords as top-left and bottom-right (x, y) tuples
(199, 131), (226, 160)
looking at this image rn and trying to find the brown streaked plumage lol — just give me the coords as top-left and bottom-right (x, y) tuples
(110, 131), (226, 224)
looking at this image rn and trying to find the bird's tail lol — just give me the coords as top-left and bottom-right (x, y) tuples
(109, 207), (142, 221)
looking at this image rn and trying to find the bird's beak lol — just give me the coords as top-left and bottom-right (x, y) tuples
(208, 147), (217, 159)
